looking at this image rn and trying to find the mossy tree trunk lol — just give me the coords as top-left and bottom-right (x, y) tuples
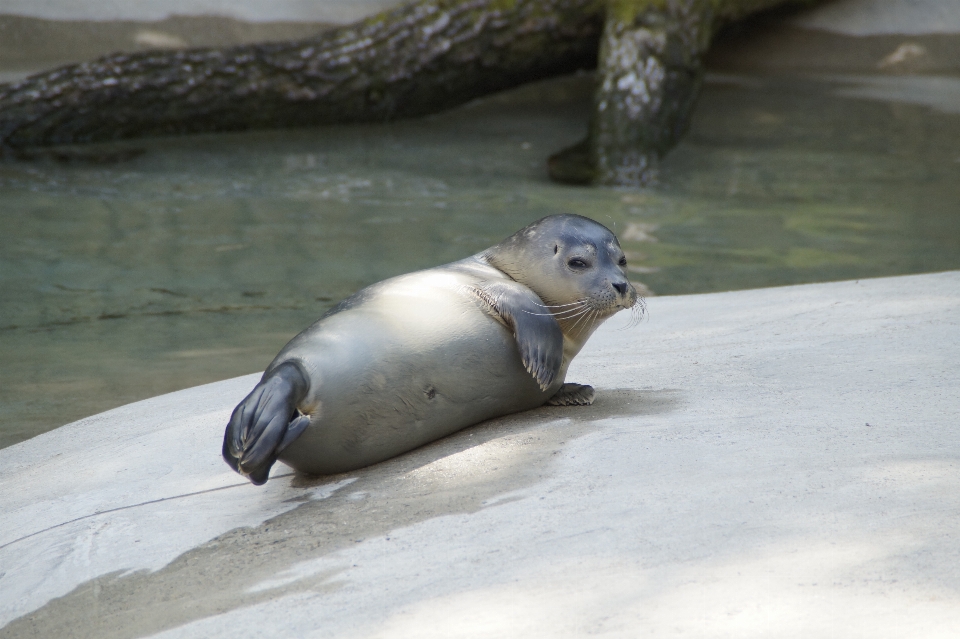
(590, 0), (712, 185)
(549, 0), (812, 186)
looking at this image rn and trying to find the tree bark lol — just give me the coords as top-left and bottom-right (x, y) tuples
(589, 0), (712, 185)
(0, 0), (604, 149)
(548, 0), (816, 185)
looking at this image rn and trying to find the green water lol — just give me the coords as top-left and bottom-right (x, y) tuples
(2, 69), (959, 449)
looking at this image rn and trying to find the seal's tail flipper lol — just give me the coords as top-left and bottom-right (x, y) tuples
(222, 362), (310, 485)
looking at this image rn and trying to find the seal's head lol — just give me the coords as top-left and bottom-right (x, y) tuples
(483, 214), (641, 339)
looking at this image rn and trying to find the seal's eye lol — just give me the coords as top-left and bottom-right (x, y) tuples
(618, 256), (627, 267)
(567, 258), (589, 269)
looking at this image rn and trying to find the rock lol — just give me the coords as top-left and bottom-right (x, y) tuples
(3, 271), (959, 637)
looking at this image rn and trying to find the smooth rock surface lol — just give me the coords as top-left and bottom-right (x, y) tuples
(1, 271), (959, 638)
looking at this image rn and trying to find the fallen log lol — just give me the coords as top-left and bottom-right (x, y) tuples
(0, 0), (604, 148)
(0, 0), (815, 185)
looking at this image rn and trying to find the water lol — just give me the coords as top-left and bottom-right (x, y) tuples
(2, 39), (959, 449)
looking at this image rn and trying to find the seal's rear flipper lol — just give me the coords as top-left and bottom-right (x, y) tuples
(222, 362), (310, 485)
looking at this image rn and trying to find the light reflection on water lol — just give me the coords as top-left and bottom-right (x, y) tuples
(1, 68), (958, 448)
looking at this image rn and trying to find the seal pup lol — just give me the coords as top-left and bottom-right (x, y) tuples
(223, 214), (640, 484)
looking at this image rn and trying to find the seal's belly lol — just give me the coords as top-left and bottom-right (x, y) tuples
(276, 281), (556, 475)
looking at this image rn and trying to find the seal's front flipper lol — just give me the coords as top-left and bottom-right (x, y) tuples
(222, 362), (310, 485)
(547, 383), (595, 406)
(470, 281), (563, 390)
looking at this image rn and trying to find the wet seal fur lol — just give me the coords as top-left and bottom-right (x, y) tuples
(223, 215), (642, 484)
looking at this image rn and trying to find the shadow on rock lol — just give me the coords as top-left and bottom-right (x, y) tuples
(2, 388), (680, 639)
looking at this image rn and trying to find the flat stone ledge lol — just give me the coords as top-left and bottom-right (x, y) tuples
(1, 271), (959, 638)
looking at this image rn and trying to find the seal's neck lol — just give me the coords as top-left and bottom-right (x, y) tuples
(556, 312), (610, 365)
(479, 246), (523, 284)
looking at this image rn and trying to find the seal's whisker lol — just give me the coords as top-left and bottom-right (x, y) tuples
(633, 297), (648, 324)
(520, 302), (589, 318)
(557, 308), (592, 324)
(552, 300), (589, 310)
(533, 298), (588, 309)
(627, 306), (640, 329)
(576, 309), (599, 335)
(551, 304), (591, 319)
(548, 302), (591, 317)
(556, 310), (592, 329)
(568, 307), (595, 334)
(627, 297), (647, 327)
(567, 314), (586, 333)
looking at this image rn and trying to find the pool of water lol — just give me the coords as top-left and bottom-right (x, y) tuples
(2, 30), (959, 449)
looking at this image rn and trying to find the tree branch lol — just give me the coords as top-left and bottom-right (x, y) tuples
(0, 0), (604, 148)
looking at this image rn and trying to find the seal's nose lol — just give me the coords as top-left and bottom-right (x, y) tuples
(612, 281), (628, 296)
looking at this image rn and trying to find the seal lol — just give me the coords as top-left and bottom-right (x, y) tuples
(222, 214), (641, 484)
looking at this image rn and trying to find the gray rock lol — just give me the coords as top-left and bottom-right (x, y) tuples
(2, 271), (959, 637)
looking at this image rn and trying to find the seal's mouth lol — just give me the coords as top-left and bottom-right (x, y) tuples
(534, 282), (645, 335)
